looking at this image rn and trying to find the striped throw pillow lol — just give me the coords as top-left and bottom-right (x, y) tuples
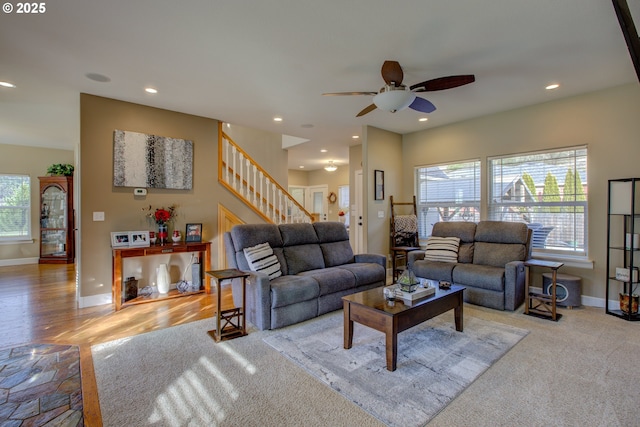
(424, 236), (460, 263)
(243, 242), (282, 280)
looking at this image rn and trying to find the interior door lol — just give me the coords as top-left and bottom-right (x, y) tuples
(353, 170), (364, 254)
(308, 185), (328, 221)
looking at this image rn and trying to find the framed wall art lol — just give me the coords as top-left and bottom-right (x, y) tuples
(374, 170), (384, 200)
(185, 223), (203, 242)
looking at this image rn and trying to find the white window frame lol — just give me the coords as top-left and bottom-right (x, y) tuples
(0, 174), (32, 242)
(488, 146), (588, 260)
(414, 159), (481, 241)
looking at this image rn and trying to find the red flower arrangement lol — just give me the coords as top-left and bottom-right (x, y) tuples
(143, 204), (177, 225)
(338, 210), (345, 217)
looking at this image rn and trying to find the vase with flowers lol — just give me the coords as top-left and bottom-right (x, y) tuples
(143, 204), (177, 244)
(338, 210), (346, 224)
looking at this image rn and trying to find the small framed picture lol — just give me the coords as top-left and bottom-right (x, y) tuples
(185, 223), (202, 242)
(374, 169), (384, 200)
(111, 231), (130, 248)
(129, 230), (150, 247)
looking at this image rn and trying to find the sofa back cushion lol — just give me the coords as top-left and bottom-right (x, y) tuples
(473, 221), (529, 267)
(279, 223), (318, 246)
(284, 244), (325, 274)
(229, 224), (285, 272)
(432, 222), (476, 263)
(313, 222), (354, 267)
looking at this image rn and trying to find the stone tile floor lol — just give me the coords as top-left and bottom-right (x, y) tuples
(0, 344), (83, 426)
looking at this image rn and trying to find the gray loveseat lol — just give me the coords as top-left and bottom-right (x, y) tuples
(224, 222), (386, 330)
(408, 221), (531, 311)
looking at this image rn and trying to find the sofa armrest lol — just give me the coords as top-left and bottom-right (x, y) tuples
(407, 250), (426, 270)
(231, 270), (272, 331)
(504, 260), (526, 311)
(354, 253), (386, 269)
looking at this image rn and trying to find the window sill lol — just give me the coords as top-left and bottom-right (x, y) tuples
(530, 252), (594, 269)
(0, 239), (35, 246)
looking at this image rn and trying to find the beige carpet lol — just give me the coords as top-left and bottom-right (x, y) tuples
(92, 305), (640, 426)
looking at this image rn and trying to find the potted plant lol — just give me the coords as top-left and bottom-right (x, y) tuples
(46, 164), (74, 176)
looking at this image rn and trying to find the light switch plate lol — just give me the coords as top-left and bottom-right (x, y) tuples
(378, 210), (384, 218)
(93, 212), (105, 221)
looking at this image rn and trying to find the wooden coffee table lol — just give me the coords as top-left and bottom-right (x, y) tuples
(342, 284), (465, 371)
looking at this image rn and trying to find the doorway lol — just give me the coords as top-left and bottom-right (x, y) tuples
(288, 185), (329, 221)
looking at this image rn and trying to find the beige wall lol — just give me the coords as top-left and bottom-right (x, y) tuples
(363, 126), (403, 262)
(402, 83), (640, 302)
(79, 94), (285, 302)
(0, 144), (74, 263)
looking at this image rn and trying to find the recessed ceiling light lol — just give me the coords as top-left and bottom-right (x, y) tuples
(299, 165), (305, 169)
(273, 117), (283, 122)
(418, 117), (428, 122)
(352, 135), (359, 139)
(85, 73), (111, 83)
(320, 149), (328, 153)
(0, 81), (16, 88)
(545, 84), (560, 90)
(145, 87), (158, 94)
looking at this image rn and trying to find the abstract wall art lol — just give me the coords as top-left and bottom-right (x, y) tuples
(113, 130), (193, 190)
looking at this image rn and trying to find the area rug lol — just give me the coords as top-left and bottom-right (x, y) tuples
(263, 312), (529, 427)
(0, 343), (83, 426)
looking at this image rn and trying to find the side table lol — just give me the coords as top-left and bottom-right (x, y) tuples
(391, 246), (420, 281)
(206, 268), (250, 342)
(524, 259), (564, 321)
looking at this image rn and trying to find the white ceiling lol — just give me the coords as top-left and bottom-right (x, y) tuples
(0, 0), (638, 170)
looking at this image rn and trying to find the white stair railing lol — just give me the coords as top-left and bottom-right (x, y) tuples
(218, 124), (313, 224)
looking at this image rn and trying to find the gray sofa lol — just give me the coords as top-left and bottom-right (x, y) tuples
(224, 222), (386, 330)
(408, 221), (531, 311)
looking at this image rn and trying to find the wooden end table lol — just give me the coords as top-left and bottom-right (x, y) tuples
(205, 269), (250, 342)
(391, 246), (420, 281)
(342, 284), (465, 371)
(524, 259), (564, 321)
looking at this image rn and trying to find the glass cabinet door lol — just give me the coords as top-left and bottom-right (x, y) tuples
(40, 185), (68, 257)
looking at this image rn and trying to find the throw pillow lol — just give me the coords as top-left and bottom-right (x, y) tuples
(243, 242), (282, 280)
(424, 236), (460, 263)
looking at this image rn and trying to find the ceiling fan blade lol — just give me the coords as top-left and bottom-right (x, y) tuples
(409, 97), (436, 114)
(381, 60), (404, 85)
(322, 91), (378, 96)
(410, 75), (475, 92)
(356, 103), (377, 117)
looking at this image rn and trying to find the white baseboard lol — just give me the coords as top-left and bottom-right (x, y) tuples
(78, 293), (112, 308)
(0, 257), (38, 266)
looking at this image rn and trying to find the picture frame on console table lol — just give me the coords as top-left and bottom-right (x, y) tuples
(128, 230), (150, 247)
(374, 169), (384, 200)
(185, 223), (203, 242)
(111, 231), (130, 248)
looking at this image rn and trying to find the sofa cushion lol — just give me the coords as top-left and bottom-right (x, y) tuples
(453, 263), (505, 292)
(243, 242), (282, 280)
(320, 241), (354, 267)
(423, 236), (460, 263)
(458, 243), (475, 264)
(230, 223), (283, 251)
(473, 242), (526, 267)
(313, 221), (349, 243)
(299, 267), (356, 296)
(284, 244), (325, 275)
(475, 221), (529, 244)
(432, 221), (477, 242)
(269, 275), (319, 308)
(412, 260), (455, 282)
(337, 263), (385, 286)
(280, 223), (319, 246)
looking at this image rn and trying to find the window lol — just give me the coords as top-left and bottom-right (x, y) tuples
(0, 174), (31, 240)
(415, 160), (481, 239)
(488, 146), (587, 256)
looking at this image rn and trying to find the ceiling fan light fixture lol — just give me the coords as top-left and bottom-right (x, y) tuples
(373, 86), (416, 112)
(324, 161), (337, 172)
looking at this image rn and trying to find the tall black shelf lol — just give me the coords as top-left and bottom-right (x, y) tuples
(606, 178), (640, 321)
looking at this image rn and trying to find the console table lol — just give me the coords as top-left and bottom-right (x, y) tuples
(112, 241), (211, 311)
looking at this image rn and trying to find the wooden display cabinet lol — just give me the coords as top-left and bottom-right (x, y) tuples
(38, 176), (74, 264)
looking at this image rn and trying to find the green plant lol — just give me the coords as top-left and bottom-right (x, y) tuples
(46, 164), (74, 176)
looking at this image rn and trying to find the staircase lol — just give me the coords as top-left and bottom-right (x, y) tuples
(218, 124), (313, 224)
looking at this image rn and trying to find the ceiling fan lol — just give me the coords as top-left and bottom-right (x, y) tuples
(323, 60), (475, 117)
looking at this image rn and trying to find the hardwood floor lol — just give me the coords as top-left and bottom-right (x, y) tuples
(0, 263), (231, 426)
